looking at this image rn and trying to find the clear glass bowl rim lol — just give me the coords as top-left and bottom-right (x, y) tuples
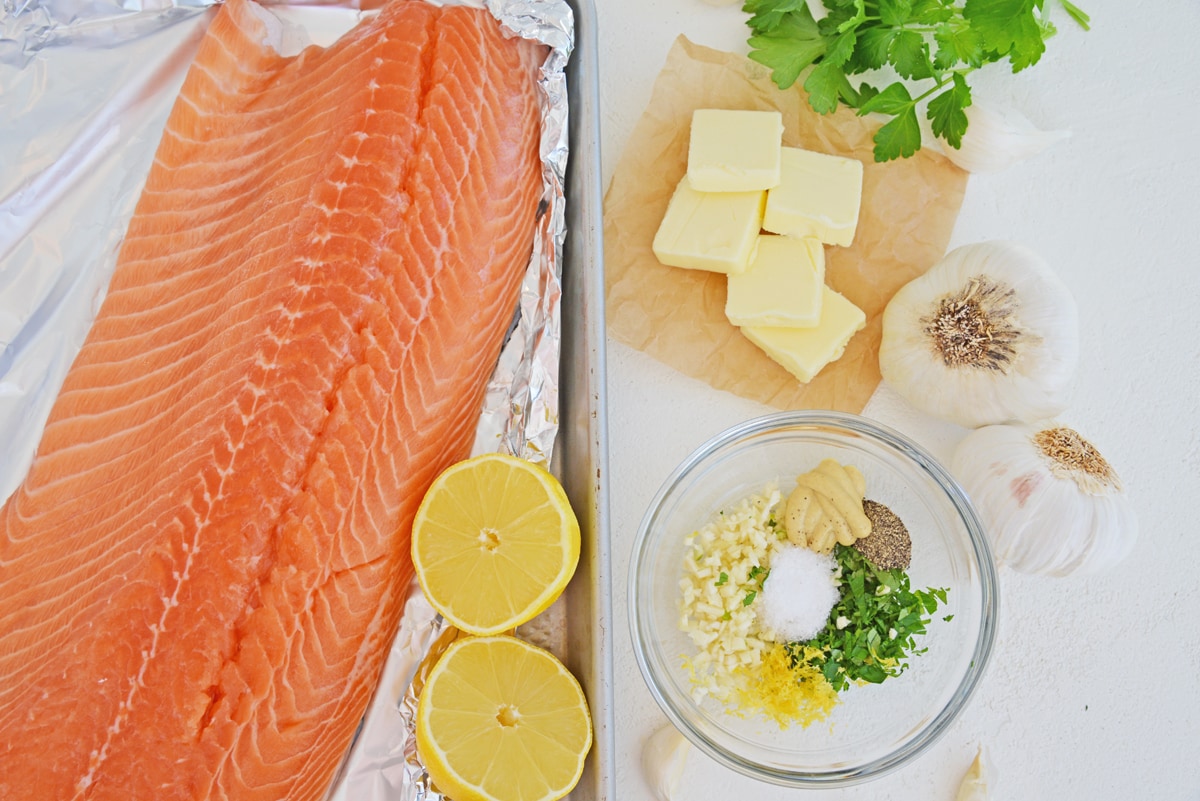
(627, 410), (999, 788)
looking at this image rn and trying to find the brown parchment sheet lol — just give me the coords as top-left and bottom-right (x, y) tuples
(603, 36), (968, 412)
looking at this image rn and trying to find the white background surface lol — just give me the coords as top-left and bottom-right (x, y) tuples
(593, 1), (1200, 798)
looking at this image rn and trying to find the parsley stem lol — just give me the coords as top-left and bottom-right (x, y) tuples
(912, 67), (975, 105)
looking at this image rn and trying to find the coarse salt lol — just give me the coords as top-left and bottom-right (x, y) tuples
(759, 545), (839, 642)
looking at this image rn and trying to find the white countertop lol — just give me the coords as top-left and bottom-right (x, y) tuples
(592, 1), (1200, 798)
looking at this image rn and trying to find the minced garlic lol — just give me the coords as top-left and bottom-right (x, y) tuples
(678, 485), (840, 728)
(678, 485), (786, 704)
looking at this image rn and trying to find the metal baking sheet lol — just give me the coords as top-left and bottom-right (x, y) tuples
(0, 0), (613, 796)
(555, 1), (615, 798)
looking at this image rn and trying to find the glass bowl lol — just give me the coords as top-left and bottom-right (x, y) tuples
(628, 411), (998, 787)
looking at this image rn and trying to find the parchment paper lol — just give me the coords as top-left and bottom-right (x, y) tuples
(604, 36), (968, 412)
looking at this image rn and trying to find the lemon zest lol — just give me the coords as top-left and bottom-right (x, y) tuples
(732, 643), (838, 729)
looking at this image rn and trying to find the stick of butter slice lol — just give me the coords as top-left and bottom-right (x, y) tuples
(687, 109), (783, 192)
(725, 235), (825, 328)
(741, 286), (866, 383)
(652, 177), (765, 274)
(763, 147), (863, 247)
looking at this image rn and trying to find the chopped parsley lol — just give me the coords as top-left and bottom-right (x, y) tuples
(785, 544), (948, 692)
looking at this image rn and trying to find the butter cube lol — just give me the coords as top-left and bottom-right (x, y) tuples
(741, 286), (866, 383)
(652, 177), (765, 274)
(725, 235), (825, 328)
(763, 147), (864, 247)
(687, 109), (784, 192)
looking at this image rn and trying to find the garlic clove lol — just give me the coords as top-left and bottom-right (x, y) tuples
(879, 241), (1079, 429)
(942, 103), (1071, 173)
(956, 744), (994, 801)
(641, 723), (692, 801)
(951, 422), (1137, 577)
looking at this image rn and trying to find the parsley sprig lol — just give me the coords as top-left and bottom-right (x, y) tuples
(785, 544), (948, 691)
(744, 0), (1089, 162)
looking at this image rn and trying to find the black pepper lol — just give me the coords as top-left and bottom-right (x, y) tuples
(853, 500), (912, 570)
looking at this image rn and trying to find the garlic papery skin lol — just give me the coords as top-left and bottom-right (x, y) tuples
(942, 103), (1071, 173)
(951, 422), (1137, 577)
(879, 241), (1079, 428)
(956, 744), (994, 801)
(641, 724), (691, 801)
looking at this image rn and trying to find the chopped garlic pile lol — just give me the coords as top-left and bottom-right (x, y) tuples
(678, 485), (787, 704)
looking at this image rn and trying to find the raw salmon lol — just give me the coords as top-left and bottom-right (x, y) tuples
(0, 0), (546, 798)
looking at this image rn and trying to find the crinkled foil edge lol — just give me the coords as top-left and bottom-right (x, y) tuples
(0, 1), (573, 798)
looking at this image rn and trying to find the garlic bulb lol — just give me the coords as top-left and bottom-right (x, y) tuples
(641, 724), (691, 801)
(879, 241), (1079, 428)
(956, 745), (994, 801)
(952, 422), (1137, 576)
(943, 103), (1071, 173)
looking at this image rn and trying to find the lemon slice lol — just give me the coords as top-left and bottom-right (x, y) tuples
(416, 635), (593, 801)
(412, 453), (580, 635)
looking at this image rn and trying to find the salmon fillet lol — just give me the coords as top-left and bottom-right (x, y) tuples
(0, 1), (545, 798)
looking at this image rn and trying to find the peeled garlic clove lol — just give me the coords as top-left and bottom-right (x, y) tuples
(956, 744), (993, 801)
(641, 723), (691, 801)
(879, 241), (1079, 428)
(943, 103), (1071, 173)
(952, 422), (1137, 576)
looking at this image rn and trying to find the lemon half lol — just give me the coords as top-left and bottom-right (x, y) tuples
(416, 635), (593, 801)
(411, 453), (580, 635)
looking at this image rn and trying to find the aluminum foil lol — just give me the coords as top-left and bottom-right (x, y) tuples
(0, 0), (574, 797)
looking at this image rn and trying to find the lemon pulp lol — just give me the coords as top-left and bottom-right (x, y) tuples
(416, 635), (593, 801)
(411, 452), (580, 635)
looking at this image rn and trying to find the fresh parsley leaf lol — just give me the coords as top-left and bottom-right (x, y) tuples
(852, 25), (897, 73)
(805, 60), (850, 113)
(744, 0), (808, 33)
(1007, 30), (1046, 71)
(824, 28), (858, 68)
(878, 0), (914, 27)
(889, 29), (934, 80)
(927, 72), (972, 148)
(963, 0), (1045, 71)
(911, 0), (955, 25)
(855, 81), (880, 105)
(835, 0), (867, 32)
(857, 82), (913, 116)
(742, 591), (757, 606)
(933, 22), (984, 69)
(716, 571), (729, 586)
(747, 8), (828, 90)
